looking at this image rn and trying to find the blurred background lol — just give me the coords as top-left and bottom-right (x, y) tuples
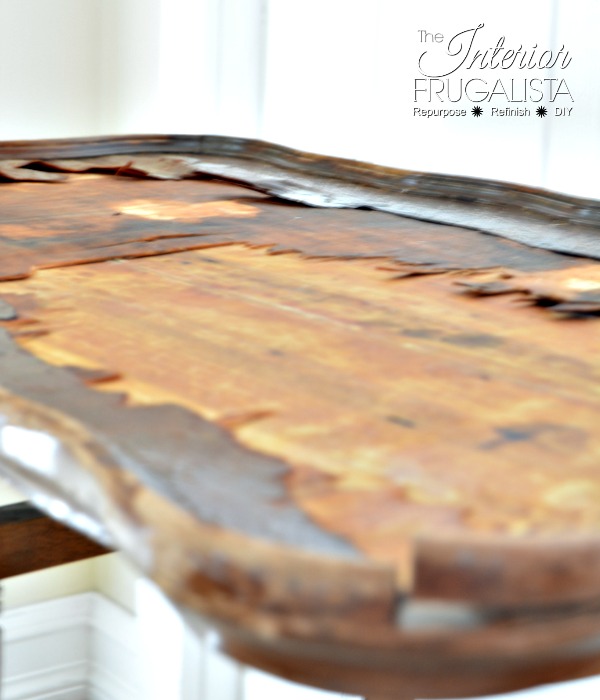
(0, 0), (597, 196)
(0, 1), (599, 699)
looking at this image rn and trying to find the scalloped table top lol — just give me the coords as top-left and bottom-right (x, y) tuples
(1, 136), (600, 700)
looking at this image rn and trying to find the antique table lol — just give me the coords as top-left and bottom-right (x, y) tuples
(0, 135), (600, 699)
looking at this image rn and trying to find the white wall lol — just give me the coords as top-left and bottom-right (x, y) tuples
(0, 0), (260, 139)
(542, 0), (599, 198)
(0, 0), (596, 196)
(0, 0), (104, 139)
(261, 0), (597, 197)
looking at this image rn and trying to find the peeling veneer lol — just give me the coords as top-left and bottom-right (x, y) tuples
(2, 241), (600, 609)
(0, 326), (357, 558)
(0, 321), (402, 632)
(0, 135), (599, 259)
(2, 139), (600, 697)
(0, 173), (591, 287)
(458, 265), (600, 316)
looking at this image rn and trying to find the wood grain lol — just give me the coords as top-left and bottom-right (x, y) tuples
(0, 173), (600, 601)
(0, 502), (108, 578)
(0, 175), (586, 284)
(0, 146), (600, 698)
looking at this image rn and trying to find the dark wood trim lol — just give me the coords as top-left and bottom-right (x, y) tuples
(0, 501), (47, 525)
(0, 502), (110, 578)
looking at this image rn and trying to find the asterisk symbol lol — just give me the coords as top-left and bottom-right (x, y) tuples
(472, 106), (483, 117)
(536, 106), (547, 117)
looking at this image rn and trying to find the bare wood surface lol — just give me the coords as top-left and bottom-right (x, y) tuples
(0, 138), (599, 698)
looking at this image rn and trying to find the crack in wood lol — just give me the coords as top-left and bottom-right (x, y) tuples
(0, 172), (591, 297)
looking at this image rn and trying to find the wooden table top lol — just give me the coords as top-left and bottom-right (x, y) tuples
(1, 136), (600, 699)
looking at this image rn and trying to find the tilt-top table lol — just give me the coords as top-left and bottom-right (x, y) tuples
(0, 135), (600, 699)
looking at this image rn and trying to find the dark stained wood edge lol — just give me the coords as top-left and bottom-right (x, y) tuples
(0, 274), (600, 615)
(217, 616), (600, 699)
(0, 501), (45, 524)
(0, 134), (598, 259)
(4, 354), (600, 617)
(413, 534), (600, 606)
(6, 314), (600, 698)
(0, 324), (359, 561)
(0, 501), (109, 578)
(0, 323), (399, 628)
(0, 387), (399, 630)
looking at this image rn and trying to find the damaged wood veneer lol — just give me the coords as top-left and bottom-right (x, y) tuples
(1, 134), (599, 259)
(3, 242), (600, 603)
(0, 173), (590, 284)
(1, 137), (600, 699)
(458, 265), (600, 316)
